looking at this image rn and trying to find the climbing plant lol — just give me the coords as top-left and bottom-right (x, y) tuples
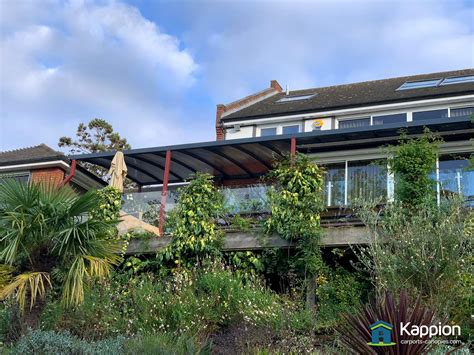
(265, 153), (325, 310)
(90, 186), (122, 222)
(388, 128), (440, 207)
(159, 173), (224, 268)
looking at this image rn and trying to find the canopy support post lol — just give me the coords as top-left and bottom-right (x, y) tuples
(290, 137), (297, 157)
(159, 150), (172, 236)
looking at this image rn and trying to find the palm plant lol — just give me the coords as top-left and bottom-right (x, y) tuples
(0, 180), (121, 312)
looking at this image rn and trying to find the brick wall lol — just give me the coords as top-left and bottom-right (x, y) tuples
(215, 80), (282, 140)
(31, 167), (65, 185)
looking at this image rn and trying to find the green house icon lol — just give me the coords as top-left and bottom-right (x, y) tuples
(368, 320), (396, 346)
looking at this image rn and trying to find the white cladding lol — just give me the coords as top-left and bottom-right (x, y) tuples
(223, 95), (474, 140)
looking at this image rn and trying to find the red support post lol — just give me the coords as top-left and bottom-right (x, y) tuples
(290, 137), (297, 157)
(159, 150), (172, 236)
(60, 160), (77, 187)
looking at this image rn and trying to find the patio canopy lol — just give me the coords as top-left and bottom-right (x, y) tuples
(70, 116), (473, 186)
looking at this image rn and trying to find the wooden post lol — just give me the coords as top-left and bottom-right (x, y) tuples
(159, 150), (171, 236)
(290, 137), (297, 157)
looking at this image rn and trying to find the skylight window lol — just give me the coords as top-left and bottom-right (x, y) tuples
(276, 93), (316, 103)
(440, 75), (474, 86)
(397, 79), (442, 91)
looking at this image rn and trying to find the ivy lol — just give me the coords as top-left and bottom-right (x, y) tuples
(388, 128), (440, 207)
(265, 153), (326, 310)
(159, 173), (224, 268)
(90, 186), (122, 222)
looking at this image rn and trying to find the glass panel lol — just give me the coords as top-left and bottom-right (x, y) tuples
(282, 125), (299, 134)
(347, 160), (387, 204)
(373, 113), (407, 126)
(450, 107), (474, 118)
(412, 109), (448, 122)
(122, 188), (179, 225)
(339, 118), (370, 129)
(261, 127), (277, 136)
(323, 163), (345, 207)
(397, 79), (441, 90)
(440, 76), (474, 86)
(221, 184), (269, 214)
(438, 155), (474, 200)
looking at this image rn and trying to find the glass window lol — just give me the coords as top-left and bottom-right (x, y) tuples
(412, 109), (448, 122)
(0, 173), (30, 184)
(339, 118), (370, 129)
(440, 75), (474, 86)
(450, 107), (474, 118)
(276, 94), (316, 103)
(260, 127), (277, 136)
(347, 160), (387, 204)
(438, 154), (473, 199)
(373, 113), (407, 126)
(397, 79), (441, 90)
(282, 125), (299, 135)
(323, 163), (345, 207)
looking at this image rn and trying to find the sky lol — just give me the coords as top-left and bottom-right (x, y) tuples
(0, 0), (473, 152)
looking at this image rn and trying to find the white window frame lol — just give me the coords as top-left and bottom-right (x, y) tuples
(257, 122), (302, 137)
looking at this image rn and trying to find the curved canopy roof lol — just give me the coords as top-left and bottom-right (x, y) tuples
(70, 116), (473, 186)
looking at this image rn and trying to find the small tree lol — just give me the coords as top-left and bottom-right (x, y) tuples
(265, 153), (325, 310)
(58, 118), (131, 181)
(160, 173), (224, 268)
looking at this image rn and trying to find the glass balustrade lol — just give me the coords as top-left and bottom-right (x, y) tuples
(120, 154), (473, 225)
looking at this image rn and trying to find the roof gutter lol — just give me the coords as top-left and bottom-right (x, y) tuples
(0, 160), (70, 172)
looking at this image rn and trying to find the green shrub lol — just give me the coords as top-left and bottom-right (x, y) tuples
(315, 267), (366, 329)
(123, 333), (211, 355)
(10, 329), (124, 355)
(41, 267), (286, 339)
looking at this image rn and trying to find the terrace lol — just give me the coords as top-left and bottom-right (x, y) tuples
(71, 116), (474, 252)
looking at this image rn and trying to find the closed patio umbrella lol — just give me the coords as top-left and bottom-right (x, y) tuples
(108, 151), (128, 192)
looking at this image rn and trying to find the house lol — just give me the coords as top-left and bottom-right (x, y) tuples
(369, 320), (394, 346)
(69, 69), (474, 249)
(0, 144), (105, 192)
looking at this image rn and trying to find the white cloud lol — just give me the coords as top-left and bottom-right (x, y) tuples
(177, 0), (473, 102)
(0, 0), (472, 152)
(0, 0), (198, 151)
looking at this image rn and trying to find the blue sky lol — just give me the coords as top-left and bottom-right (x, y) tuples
(0, 0), (473, 152)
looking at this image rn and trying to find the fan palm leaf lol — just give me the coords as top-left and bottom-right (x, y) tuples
(0, 272), (51, 312)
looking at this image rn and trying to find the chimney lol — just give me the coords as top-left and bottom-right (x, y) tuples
(285, 85), (289, 95)
(216, 104), (226, 140)
(270, 80), (283, 92)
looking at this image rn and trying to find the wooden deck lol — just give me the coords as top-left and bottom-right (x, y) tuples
(124, 225), (369, 254)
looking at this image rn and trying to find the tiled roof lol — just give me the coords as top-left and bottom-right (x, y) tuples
(222, 68), (474, 122)
(0, 144), (65, 165)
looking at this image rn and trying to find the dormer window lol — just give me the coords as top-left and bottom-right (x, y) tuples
(276, 93), (316, 103)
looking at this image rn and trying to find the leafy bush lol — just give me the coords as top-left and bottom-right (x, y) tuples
(356, 197), (471, 333)
(41, 267), (286, 339)
(10, 329), (124, 355)
(315, 267), (367, 329)
(123, 333), (211, 355)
